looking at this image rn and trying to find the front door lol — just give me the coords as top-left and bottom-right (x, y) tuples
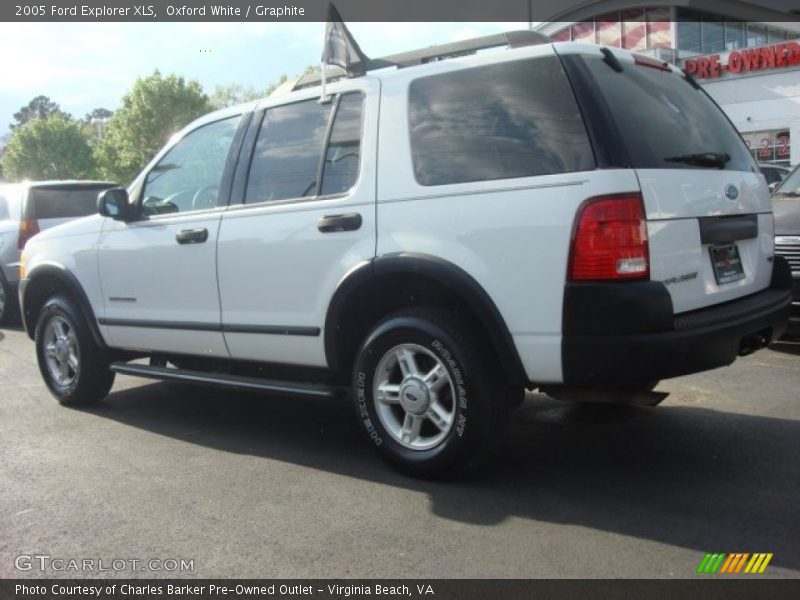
(97, 114), (244, 357)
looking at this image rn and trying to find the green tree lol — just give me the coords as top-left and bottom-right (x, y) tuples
(2, 115), (94, 181)
(12, 95), (71, 129)
(85, 107), (114, 122)
(209, 83), (262, 109)
(94, 71), (212, 184)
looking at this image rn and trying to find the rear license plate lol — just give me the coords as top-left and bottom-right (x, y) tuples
(710, 243), (745, 285)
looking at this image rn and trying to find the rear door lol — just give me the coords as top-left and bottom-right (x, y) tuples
(562, 48), (773, 313)
(216, 80), (378, 367)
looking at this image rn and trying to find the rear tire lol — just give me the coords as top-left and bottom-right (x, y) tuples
(35, 295), (114, 406)
(352, 308), (509, 478)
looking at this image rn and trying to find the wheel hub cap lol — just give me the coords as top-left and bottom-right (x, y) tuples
(372, 343), (456, 451)
(399, 378), (430, 415)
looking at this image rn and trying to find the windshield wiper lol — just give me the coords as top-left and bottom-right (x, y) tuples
(664, 152), (731, 169)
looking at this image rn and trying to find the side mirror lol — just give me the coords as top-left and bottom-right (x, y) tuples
(98, 188), (131, 221)
(768, 181), (780, 194)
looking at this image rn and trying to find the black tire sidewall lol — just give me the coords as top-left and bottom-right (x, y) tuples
(353, 313), (493, 476)
(34, 295), (111, 404)
(0, 271), (13, 325)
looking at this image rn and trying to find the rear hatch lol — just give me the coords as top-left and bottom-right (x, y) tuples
(25, 183), (113, 231)
(559, 46), (773, 313)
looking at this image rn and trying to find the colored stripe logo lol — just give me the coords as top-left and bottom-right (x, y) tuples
(697, 553), (773, 574)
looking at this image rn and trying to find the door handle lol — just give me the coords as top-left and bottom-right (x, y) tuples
(317, 213), (362, 233)
(175, 228), (209, 244)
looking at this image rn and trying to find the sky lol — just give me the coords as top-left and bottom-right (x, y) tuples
(0, 21), (524, 135)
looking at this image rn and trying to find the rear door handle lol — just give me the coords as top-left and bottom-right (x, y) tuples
(175, 228), (209, 244)
(317, 213), (362, 233)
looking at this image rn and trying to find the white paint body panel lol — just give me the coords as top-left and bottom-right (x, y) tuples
(97, 211), (228, 356)
(22, 215), (107, 336)
(639, 169), (774, 313)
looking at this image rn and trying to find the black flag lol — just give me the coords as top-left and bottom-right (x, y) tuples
(321, 3), (370, 75)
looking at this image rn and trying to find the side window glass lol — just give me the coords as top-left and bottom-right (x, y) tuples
(142, 115), (241, 215)
(320, 93), (363, 196)
(246, 99), (331, 203)
(408, 56), (595, 186)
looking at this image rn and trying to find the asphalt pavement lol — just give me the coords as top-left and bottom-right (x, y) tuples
(1, 324), (799, 578)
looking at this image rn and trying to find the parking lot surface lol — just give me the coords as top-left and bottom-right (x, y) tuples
(1, 324), (799, 578)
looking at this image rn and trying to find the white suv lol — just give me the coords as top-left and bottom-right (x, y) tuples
(18, 35), (792, 477)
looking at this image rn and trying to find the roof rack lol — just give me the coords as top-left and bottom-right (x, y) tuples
(290, 30), (549, 92)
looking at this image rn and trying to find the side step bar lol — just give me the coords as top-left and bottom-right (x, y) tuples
(110, 362), (338, 399)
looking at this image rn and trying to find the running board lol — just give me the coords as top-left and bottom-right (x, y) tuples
(110, 362), (338, 399)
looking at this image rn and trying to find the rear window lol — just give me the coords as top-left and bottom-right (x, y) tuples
(408, 56), (595, 186)
(27, 187), (109, 220)
(577, 56), (755, 172)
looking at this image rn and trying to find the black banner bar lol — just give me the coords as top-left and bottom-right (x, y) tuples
(2, 0), (800, 22)
(3, 580), (800, 600)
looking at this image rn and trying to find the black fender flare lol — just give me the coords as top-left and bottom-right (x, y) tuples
(324, 252), (528, 386)
(20, 264), (106, 348)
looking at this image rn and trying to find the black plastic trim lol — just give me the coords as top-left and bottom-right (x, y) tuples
(110, 362), (336, 398)
(20, 265), (106, 347)
(97, 317), (320, 336)
(223, 324), (321, 336)
(217, 111), (253, 208)
(558, 53), (632, 169)
(562, 278), (791, 386)
(563, 281), (674, 336)
(324, 253), (528, 385)
(699, 214), (758, 245)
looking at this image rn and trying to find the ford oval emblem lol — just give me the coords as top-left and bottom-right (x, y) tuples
(725, 184), (739, 200)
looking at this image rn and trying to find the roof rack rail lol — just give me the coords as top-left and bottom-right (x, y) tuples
(290, 29), (549, 92)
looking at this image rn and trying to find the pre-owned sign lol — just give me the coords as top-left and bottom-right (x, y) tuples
(683, 42), (800, 79)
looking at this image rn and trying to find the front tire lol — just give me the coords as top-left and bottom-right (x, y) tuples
(352, 308), (509, 478)
(35, 295), (114, 405)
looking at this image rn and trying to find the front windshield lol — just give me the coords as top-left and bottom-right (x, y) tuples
(774, 166), (800, 195)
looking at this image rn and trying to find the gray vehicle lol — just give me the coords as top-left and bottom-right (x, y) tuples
(773, 164), (800, 338)
(0, 181), (114, 324)
(759, 163), (792, 192)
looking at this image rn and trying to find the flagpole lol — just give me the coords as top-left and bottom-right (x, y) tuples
(320, 61), (328, 103)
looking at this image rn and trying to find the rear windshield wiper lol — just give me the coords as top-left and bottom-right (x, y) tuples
(664, 152), (731, 169)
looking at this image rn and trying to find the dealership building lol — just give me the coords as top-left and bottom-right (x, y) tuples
(534, 1), (800, 167)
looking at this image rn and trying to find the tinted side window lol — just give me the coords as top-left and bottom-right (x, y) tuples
(142, 115), (241, 215)
(246, 99), (331, 203)
(29, 187), (109, 220)
(320, 93), (363, 196)
(408, 56), (595, 186)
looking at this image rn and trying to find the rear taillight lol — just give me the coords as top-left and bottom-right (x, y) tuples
(18, 219), (40, 250)
(569, 194), (649, 281)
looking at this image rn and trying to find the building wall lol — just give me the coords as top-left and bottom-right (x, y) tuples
(692, 50), (800, 167)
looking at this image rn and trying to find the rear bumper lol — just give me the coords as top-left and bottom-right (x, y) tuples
(561, 256), (792, 386)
